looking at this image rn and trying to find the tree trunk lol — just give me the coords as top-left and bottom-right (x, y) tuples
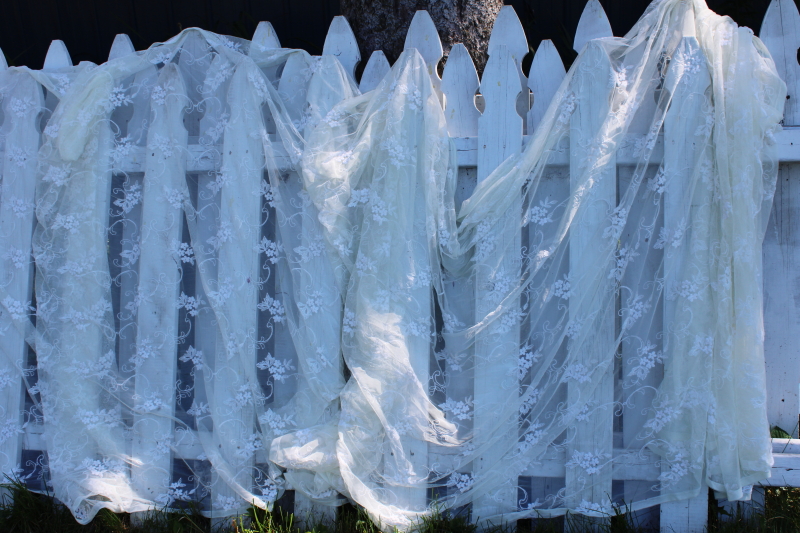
(340, 0), (504, 75)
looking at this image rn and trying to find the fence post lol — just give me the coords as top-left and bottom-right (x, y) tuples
(203, 59), (267, 525)
(41, 32), (126, 518)
(108, 40), (150, 471)
(0, 63), (43, 484)
(526, 40), (565, 134)
(277, 53), (311, 128)
(573, 0), (613, 54)
(660, 494), (708, 533)
(278, 43), (335, 528)
(368, 11), (447, 518)
(439, 40), (479, 517)
(188, 37), (240, 530)
(657, 12), (712, 533)
(322, 17), (360, 84)
(761, 0), (800, 126)
(359, 51), (390, 93)
(490, 6), (529, 131)
(252, 21), (281, 51)
(473, 36), (524, 522)
(441, 43), (480, 137)
(43, 40), (72, 70)
(518, 35), (570, 517)
(564, 0), (614, 519)
(103, 34), (155, 529)
(130, 62), (188, 506)
(171, 39), (214, 504)
(251, 21), (283, 87)
(405, 11), (443, 105)
(760, 0), (800, 445)
(108, 34), (135, 60)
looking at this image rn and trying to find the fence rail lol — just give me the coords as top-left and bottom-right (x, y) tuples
(1, 0), (800, 531)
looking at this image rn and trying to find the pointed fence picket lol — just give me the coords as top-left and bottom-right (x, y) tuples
(359, 51), (390, 93)
(195, 38), (233, 528)
(656, 13), (713, 533)
(108, 33), (135, 61)
(573, 0), (613, 54)
(473, 39), (524, 519)
(441, 44), (480, 137)
(0, 63), (43, 489)
(3, 37), (78, 489)
(322, 16), (360, 83)
(5, 1), (800, 531)
(438, 41), (479, 519)
(251, 21), (283, 87)
(565, 39), (615, 520)
(405, 10), (444, 105)
(252, 21), (281, 51)
(761, 0), (800, 126)
(43, 40), (72, 70)
(278, 53), (312, 125)
(130, 62), (188, 504)
(761, 0), (800, 474)
(488, 6), (530, 132)
(527, 40), (565, 134)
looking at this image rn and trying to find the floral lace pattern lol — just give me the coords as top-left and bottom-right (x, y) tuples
(0, 0), (786, 530)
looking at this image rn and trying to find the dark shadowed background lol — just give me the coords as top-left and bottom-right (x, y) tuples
(0, 0), (778, 75)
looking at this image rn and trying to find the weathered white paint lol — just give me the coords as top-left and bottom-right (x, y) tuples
(441, 43), (480, 137)
(322, 16), (360, 82)
(761, 0), (800, 126)
(277, 53), (312, 125)
(0, 70), (43, 485)
(42, 39), (72, 69)
(473, 42), (523, 521)
(3, 6), (800, 531)
(488, 6), (529, 89)
(566, 40), (615, 513)
(660, 491), (709, 533)
(764, 162), (800, 436)
(108, 34), (135, 61)
(562, 0), (615, 515)
(527, 40), (565, 133)
(761, 0), (800, 447)
(252, 21), (282, 51)
(359, 50), (390, 93)
(405, 10), (444, 103)
(573, 0), (613, 54)
(658, 16), (712, 532)
(489, 7), (530, 131)
(130, 63), (187, 503)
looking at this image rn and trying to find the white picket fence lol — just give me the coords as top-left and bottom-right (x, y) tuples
(2, 0), (800, 531)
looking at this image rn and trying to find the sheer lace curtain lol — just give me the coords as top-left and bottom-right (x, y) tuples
(0, 0), (786, 529)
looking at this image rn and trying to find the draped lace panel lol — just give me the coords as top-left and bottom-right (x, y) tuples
(0, 0), (786, 529)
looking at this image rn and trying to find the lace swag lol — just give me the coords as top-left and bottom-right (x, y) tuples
(0, 0), (786, 529)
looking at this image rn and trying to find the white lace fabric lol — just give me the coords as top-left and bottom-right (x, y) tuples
(0, 0), (786, 529)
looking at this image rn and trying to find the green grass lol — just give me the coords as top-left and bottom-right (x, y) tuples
(1, 478), (799, 533)
(705, 486), (800, 533)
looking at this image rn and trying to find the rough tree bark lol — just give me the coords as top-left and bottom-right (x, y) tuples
(339, 0), (504, 75)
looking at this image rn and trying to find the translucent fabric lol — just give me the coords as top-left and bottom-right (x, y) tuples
(0, 58), (93, 484)
(0, 0), (787, 529)
(19, 30), (356, 522)
(297, 0), (784, 528)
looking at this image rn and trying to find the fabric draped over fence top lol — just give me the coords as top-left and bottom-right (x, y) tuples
(0, 0), (786, 529)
